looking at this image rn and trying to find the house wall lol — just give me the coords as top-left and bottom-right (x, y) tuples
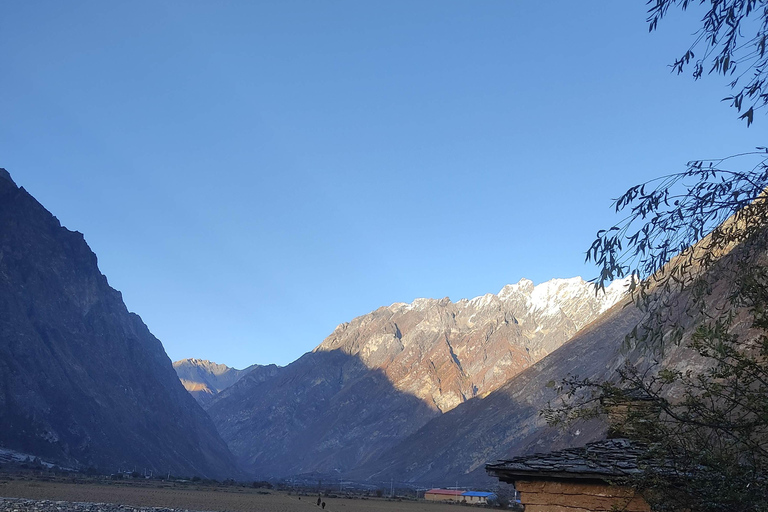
(425, 493), (460, 502)
(515, 480), (650, 512)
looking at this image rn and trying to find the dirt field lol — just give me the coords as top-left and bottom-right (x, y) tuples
(0, 478), (470, 512)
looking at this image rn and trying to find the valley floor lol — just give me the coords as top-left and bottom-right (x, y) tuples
(0, 478), (471, 512)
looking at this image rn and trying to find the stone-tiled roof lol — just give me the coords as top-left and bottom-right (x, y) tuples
(486, 438), (647, 482)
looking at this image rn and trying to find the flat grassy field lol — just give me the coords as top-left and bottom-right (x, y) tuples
(0, 477), (468, 512)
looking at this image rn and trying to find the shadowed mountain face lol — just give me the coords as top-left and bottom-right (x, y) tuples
(206, 277), (628, 479)
(173, 358), (278, 406)
(207, 349), (439, 478)
(0, 170), (238, 478)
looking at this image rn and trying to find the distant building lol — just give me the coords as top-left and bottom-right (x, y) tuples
(460, 491), (497, 505)
(486, 438), (651, 512)
(424, 489), (497, 505)
(424, 489), (464, 502)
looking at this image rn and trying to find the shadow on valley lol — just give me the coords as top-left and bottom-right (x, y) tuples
(206, 348), (442, 480)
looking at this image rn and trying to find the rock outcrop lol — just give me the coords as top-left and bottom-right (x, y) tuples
(0, 169), (238, 478)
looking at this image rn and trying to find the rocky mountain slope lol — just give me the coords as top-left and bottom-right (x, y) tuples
(173, 358), (277, 406)
(0, 169), (238, 478)
(346, 225), (754, 488)
(207, 276), (628, 478)
(345, 296), (643, 487)
(316, 277), (628, 412)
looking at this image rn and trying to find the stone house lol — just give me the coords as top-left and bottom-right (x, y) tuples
(486, 438), (651, 512)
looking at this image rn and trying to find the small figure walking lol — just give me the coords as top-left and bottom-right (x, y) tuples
(321, 502), (326, 509)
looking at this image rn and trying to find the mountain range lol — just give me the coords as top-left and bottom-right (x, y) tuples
(201, 275), (630, 481)
(2, 166), (707, 489)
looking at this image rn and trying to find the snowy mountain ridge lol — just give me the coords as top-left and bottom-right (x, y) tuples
(381, 276), (627, 316)
(316, 276), (631, 412)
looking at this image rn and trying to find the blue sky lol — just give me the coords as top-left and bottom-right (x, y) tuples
(1, 2), (763, 368)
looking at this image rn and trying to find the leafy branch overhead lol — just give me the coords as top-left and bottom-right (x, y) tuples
(587, 150), (768, 349)
(589, 150), (768, 288)
(543, 4), (768, 511)
(551, 150), (768, 509)
(647, 0), (768, 125)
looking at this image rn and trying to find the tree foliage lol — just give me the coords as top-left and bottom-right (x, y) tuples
(545, 151), (768, 510)
(542, 3), (768, 509)
(647, 0), (768, 125)
(547, 297), (768, 510)
(590, 150), (768, 353)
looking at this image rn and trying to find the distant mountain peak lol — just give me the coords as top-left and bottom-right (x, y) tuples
(175, 358), (236, 375)
(500, 277), (535, 296)
(387, 276), (629, 316)
(173, 358), (276, 406)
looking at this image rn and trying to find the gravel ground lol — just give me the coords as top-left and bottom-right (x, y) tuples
(0, 482), (463, 512)
(0, 498), (209, 512)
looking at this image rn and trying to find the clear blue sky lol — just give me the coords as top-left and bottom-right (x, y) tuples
(1, 2), (763, 368)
